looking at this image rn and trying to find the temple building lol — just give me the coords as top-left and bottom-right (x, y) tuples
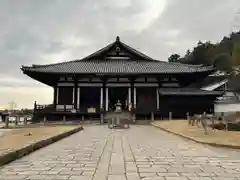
(21, 36), (223, 121)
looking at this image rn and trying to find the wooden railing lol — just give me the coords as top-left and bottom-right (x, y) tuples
(34, 102), (54, 114)
(35, 104), (49, 110)
(56, 104), (75, 112)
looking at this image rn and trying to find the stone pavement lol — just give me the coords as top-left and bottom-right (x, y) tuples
(0, 125), (240, 180)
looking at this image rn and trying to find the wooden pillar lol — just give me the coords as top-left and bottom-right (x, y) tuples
(77, 87), (80, 110)
(128, 87), (131, 111)
(105, 87), (109, 111)
(34, 101), (37, 110)
(100, 87), (103, 109)
(131, 81), (134, 106)
(100, 87), (104, 124)
(103, 83), (106, 111)
(72, 87), (75, 105)
(133, 87), (136, 108)
(133, 86), (136, 123)
(56, 87), (59, 104)
(53, 87), (57, 108)
(156, 87), (159, 111)
(74, 82), (78, 110)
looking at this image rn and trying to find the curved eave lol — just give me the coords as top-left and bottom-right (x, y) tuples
(159, 91), (224, 97)
(21, 68), (58, 87)
(21, 67), (215, 75)
(159, 87), (224, 97)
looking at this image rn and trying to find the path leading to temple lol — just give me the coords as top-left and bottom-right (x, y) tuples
(1, 125), (240, 180)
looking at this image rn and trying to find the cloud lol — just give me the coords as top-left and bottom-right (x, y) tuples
(0, 0), (240, 108)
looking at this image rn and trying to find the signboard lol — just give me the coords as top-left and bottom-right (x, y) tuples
(71, 109), (76, 113)
(87, 108), (96, 113)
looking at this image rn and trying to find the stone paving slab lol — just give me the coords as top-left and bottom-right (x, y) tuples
(0, 125), (240, 180)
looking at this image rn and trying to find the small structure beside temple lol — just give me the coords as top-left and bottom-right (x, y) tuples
(21, 36), (224, 122)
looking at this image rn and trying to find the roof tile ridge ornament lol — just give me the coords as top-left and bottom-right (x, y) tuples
(116, 36), (120, 42)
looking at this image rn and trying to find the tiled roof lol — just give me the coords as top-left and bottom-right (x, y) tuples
(201, 79), (228, 91)
(22, 60), (214, 74)
(201, 75), (228, 87)
(21, 36), (215, 75)
(159, 88), (223, 96)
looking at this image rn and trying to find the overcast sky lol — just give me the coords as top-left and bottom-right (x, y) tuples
(0, 0), (240, 109)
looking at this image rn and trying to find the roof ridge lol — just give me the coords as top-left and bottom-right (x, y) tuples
(23, 37), (161, 69)
(21, 42), (116, 69)
(21, 36), (214, 72)
(118, 41), (157, 61)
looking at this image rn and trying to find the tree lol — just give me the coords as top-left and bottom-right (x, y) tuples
(213, 53), (232, 72)
(226, 67), (240, 93)
(190, 41), (216, 65)
(185, 49), (191, 57)
(168, 54), (181, 62)
(231, 41), (240, 66)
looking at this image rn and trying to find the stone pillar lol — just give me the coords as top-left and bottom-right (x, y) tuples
(151, 112), (154, 121)
(156, 87), (159, 111)
(128, 87), (131, 111)
(105, 87), (109, 111)
(5, 116), (9, 128)
(132, 114), (136, 123)
(100, 114), (104, 124)
(169, 112), (172, 120)
(44, 116), (47, 122)
(24, 116), (27, 125)
(187, 112), (191, 125)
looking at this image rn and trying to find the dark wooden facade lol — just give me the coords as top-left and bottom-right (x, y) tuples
(22, 36), (223, 121)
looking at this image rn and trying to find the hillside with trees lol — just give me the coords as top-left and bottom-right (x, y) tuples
(168, 30), (240, 92)
(168, 30), (240, 72)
